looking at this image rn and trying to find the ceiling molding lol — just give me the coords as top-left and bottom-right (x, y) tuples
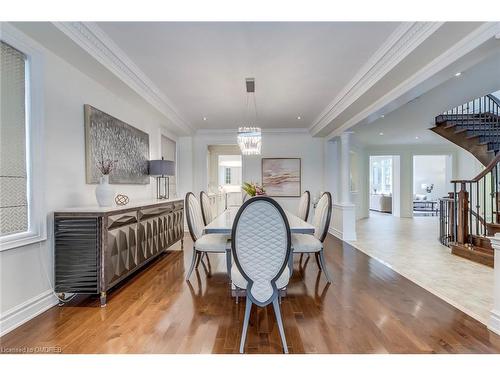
(52, 22), (193, 135)
(309, 22), (444, 136)
(196, 128), (310, 136)
(326, 22), (500, 140)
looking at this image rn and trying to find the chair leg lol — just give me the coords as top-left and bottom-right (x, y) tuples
(226, 249), (232, 281)
(272, 298), (289, 354)
(196, 251), (203, 268)
(186, 249), (199, 281)
(314, 252), (322, 270)
(318, 249), (333, 283)
(299, 253), (304, 265)
(288, 252), (294, 277)
(239, 298), (253, 353)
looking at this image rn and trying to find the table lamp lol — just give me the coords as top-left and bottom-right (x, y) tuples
(149, 158), (175, 199)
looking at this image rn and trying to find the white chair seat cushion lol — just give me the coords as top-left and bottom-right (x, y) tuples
(231, 263), (290, 290)
(194, 234), (230, 252)
(291, 233), (323, 253)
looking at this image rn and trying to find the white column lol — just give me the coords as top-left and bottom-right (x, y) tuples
(489, 234), (500, 335)
(340, 132), (353, 205)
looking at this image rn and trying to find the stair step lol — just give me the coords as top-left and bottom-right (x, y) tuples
(470, 234), (493, 250)
(487, 222), (500, 235)
(450, 243), (494, 267)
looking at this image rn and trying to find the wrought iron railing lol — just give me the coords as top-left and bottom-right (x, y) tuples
(435, 94), (500, 150)
(438, 196), (454, 246)
(437, 94), (500, 248)
(439, 153), (500, 248)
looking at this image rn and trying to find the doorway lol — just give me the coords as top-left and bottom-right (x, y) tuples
(207, 145), (243, 214)
(412, 155), (450, 217)
(369, 155), (394, 215)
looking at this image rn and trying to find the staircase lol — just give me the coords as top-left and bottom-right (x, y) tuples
(431, 95), (500, 166)
(435, 94), (500, 267)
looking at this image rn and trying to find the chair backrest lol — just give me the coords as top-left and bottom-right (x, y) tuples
(231, 197), (291, 306)
(297, 191), (311, 222)
(312, 192), (332, 242)
(185, 192), (205, 242)
(200, 191), (213, 225)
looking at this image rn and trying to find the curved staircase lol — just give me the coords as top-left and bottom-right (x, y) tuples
(434, 94), (500, 267)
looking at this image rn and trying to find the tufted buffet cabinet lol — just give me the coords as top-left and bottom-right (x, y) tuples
(54, 199), (184, 306)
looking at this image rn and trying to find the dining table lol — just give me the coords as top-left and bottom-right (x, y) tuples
(203, 207), (315, 235)
(203, 206), (314, 297)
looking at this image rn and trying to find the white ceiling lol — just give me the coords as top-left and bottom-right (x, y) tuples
(96, 22), (400, 130)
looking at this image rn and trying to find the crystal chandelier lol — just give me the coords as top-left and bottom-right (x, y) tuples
(238, 78), (261, 155)
(237, 126), (262, 155)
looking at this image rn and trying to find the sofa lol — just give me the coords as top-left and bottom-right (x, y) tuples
(370, 194), (392, 213)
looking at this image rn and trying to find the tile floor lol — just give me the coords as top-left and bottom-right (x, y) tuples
(349, 211), (494, 324)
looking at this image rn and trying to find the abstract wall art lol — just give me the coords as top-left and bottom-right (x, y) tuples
(261, 158), (301, 197)
(84, 105), (150, 184)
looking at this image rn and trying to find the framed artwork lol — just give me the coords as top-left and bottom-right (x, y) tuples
(84, 104), (150, 184)
(261, 158), (301, 197)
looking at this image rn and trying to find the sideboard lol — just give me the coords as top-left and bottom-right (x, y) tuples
(54, 199), (184, 306)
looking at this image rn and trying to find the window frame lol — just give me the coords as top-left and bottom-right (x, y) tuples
(0, 24), (45, 251)
(225, 167), (232, 185)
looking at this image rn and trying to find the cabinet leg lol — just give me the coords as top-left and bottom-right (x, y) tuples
(57, 293), (66, 306)
(100, 292), (107, 307)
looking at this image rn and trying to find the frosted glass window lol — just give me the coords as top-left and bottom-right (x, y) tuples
(0, 41), (28, 236)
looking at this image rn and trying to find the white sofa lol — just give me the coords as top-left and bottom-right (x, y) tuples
(370, 194), (392, 213)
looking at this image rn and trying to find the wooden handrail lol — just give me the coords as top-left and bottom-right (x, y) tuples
(451, 152), (500, 183)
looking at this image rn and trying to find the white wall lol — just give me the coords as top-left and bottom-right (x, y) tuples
(0, 26), (179, 336)
(190, 130), (324, 216)
(413, 155), (448, 201)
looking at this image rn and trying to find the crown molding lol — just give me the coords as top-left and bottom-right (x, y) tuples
(326, 22), (500, 140)
(52, 22), (193, 135)
(310, 22), (444, 136)
(196, 127), (310, 136)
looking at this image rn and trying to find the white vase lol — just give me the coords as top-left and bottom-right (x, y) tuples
(95, 175), (114, 207)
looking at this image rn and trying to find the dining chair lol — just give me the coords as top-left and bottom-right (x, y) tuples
(290, 192), (333, 283)
(297, 190), (311, 222)
(231, 196), (291, 354)
(199, 191), (213, 226)
(185, 192), (231, 281)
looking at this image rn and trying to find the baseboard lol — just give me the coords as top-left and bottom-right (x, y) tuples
(328, 226), (343, 240)
(0, 289), (58, 337)
(488, 309), (500, 335)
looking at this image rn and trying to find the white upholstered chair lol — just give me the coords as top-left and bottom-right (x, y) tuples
(185, 192), (231, 281)
(231, 196), (291, 354)
(200, 191), (213, 226)
(290, 192), (333, 283)
(297, 190), (311, 222)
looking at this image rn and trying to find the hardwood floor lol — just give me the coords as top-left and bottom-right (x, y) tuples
(1, 234), (500, 354)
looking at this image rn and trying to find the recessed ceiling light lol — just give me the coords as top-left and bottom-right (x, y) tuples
(202, 117), (207, 121)
(415, 136), (419, 139)
(379, 132), (384, 136)
(297, 116), (301, 120)
(455, 72), (462, 77)
(380, 114), (385, 118)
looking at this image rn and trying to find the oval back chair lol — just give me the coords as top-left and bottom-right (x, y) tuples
(297, 190), (311, 222)
(185, 192), (231, 281)
(199, 191), (213, 226)
(231, 196), (291, 353)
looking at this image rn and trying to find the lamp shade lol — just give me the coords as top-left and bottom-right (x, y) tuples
(149, 159), (175, 176)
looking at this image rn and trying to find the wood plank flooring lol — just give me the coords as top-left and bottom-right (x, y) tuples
(1, 234), (500, 353)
